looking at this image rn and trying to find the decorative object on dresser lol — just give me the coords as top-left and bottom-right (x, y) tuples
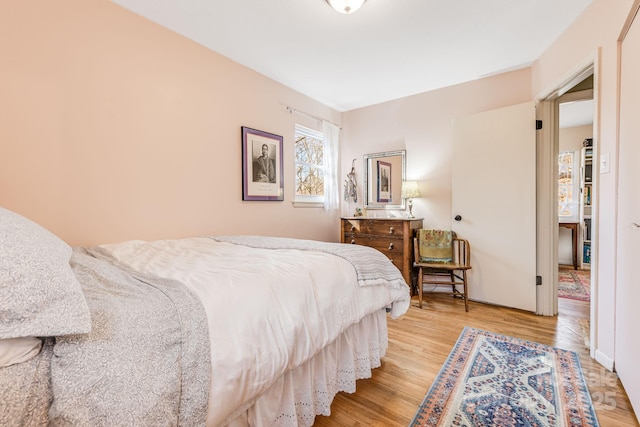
(401, 180), (421, 218)
(341, 217), (423, 291)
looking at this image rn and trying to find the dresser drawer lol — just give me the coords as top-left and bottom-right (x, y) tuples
(344, 235), (402, 251)
(344, 235), (403, 267)
(342, 219), (406, 238)
(375, 247), (404, 268)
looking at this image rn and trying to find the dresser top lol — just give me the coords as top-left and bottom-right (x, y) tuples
(341, 217), (423, 221)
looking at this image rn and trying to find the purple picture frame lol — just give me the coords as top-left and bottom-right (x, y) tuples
(242, 126), (284, 201)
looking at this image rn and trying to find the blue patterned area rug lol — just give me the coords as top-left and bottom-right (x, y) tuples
(410, 327), (599, 427)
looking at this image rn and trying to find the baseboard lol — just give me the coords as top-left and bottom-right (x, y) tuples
(595, 349), (615, 371)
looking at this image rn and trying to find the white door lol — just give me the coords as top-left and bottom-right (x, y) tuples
(615, 7), (640, 413)
(452, 102), (537, 311)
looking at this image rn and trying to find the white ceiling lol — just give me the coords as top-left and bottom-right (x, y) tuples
(112, 0), (593, 112)
(560, 99), (594, 129)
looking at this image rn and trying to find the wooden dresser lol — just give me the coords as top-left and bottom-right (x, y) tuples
(341, 217), (423, 289)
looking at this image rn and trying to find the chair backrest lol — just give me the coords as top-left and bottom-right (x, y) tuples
(451, 237), (471, 267)
(417, 229), (454, 263)
(414, 230), (470, 267)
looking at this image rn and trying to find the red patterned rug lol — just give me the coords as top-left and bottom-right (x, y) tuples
(558, 268), (591, 301)
(410, 327), (599, 427)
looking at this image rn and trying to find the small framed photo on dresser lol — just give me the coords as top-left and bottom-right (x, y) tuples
(241, 126), (284, 201)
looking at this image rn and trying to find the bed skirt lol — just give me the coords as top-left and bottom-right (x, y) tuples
(223, 309), (389, 426)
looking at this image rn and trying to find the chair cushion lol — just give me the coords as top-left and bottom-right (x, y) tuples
(418, 229), (453, 263)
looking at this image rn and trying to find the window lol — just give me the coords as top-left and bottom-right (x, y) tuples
(294, 125), (324, 204)
(558, 150), (579, 221)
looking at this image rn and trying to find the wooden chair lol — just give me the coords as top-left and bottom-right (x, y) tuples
(413, 232), (472, 311)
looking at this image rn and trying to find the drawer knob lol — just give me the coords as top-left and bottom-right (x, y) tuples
(350, 239), (356, 244)
(350, 225), (356, 232)
(388, 227), (394, 234)
(388, 242), (394, 250)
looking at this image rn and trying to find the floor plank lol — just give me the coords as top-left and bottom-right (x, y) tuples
(314, 294), (639, 426)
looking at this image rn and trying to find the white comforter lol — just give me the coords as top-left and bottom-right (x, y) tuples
(93, 236), (410, 426)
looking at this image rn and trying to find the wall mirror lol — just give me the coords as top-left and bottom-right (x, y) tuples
(363, 150), (406, 210)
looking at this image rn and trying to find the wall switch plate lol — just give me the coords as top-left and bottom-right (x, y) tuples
(600, 153), (610, 174)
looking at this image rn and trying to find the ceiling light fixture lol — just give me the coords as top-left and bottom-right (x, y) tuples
(325, 0), (367, 14)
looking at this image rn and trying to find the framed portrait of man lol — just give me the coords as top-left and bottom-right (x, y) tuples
(241, 126), (284, 201)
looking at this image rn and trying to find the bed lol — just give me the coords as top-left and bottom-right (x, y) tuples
(0, 207), (411, 426)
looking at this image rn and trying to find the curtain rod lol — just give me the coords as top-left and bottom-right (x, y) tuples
(285, 106), (341, 129)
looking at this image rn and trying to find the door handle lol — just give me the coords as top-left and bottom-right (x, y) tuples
(454, 215), (462, 221)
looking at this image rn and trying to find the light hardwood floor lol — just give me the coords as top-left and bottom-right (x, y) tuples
(314, 294), (639, 426)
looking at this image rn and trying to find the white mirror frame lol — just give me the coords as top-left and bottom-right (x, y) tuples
(363, 150), (406, 210)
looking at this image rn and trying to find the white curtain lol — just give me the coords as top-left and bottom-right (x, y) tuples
(322, 120), (340, 211)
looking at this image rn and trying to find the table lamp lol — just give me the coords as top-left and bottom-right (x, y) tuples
(401, 181), (421, 218)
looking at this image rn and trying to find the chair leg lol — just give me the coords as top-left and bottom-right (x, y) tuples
(450, 272), (456, 295)
(418, 267), (423, 308)
(463, 270), (469, 312)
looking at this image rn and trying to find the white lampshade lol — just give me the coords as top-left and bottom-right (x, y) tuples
(325, 0), (367, 14)
(401, 181), (421, 199)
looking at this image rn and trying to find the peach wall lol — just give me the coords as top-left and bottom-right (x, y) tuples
(341, 68), (532, 229)
(532, 0), (637, 411)
(0, 0), (343, 246)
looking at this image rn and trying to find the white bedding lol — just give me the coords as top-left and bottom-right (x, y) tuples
(92, 236), (410, 426)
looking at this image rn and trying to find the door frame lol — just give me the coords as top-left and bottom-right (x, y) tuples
(536, 52), (599, 360)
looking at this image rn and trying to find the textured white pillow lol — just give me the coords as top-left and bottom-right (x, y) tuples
(0, 207), (91, 339)
(0, 337), (43, 367)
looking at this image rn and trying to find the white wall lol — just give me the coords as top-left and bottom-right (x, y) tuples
(341, 68), (532, 229)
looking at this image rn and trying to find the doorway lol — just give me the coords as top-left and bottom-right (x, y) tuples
(556, 84), (594, 352)
(536, 58), (598, 358)
(557, 82), (594, 304)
